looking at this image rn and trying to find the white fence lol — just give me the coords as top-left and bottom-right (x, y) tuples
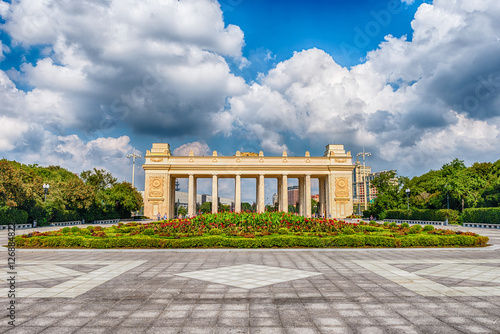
(92, 219), (120, 225)
(0, 223), (33, 230)
(51, 220), (83, 227)
(0, 218), (121, 230)
(384, 219), (446, 226)
(463, 223), (500, 229)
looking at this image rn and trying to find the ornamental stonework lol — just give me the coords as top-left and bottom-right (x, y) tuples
(335, 177), (349, 198)
(150, 157), (163, 162)
(149, 176), (163, 198)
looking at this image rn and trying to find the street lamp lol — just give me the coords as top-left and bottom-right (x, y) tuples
(43, 183), (50, 202)
(406, 188), (410, 210)
(175, 180), (180, 217)
(126, 148), (142, 188)
(445, 184), (450, 210)
(357, 147), (371, 211)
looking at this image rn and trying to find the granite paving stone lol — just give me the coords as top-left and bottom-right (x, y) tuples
(1, 226), (500, 333)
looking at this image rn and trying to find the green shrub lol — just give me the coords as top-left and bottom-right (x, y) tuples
(61, 227), (70, 233)
(408, 225), (422, 234)
(278, 227), (289, 235)
(401, 223), (409, 228)
(423, 225), (435, 232)
(342, 227), (355, 235)
(383, 222), (389, 227)
(389, 222), (397, 228)
(369, 220), (377, 226)
(119, 226), (133, 233)
(142, 228), (155, 235)
(71, 226), (80, 233)
(209, 228), (223, 235)
(0, 207), (29, 225)
(384, 209), (459, 223)
(14, 233), (489, 249)
(462, 208), (500, 224)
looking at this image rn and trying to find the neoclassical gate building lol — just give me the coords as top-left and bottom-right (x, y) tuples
(143, 143), (355, 219)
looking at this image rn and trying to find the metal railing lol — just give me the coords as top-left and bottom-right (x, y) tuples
(384, 219), (446, 226)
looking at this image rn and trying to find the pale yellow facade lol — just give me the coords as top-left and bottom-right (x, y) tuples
(142, 143), (355, 219)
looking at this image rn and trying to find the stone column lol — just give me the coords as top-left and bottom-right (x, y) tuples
(212, 175), (218, 214)
(164, 174), (174, 219)
(193, 177), (197, 215)
(235, 174), (241, 213)
(258, 174), (265, 213)
(281, 175), (288, 213)
(255, 177), (259, 212)
(319, 177), (325, 217)
(305, 174), (312, 218)
(277, 177), (282, 211)
(188, 175), (195, 217)
(326, 174), (332, 218)
(169, 176), (175, 219)
(299, 176), (304, 216)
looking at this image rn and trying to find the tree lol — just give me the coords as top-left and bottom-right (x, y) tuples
(241, 202), (252, 211)
(104, 182), (143, 218)
(311, 198), (318, 215)
(80, 168), (117, 192)
(178, 206), (187, 217)
(0, 160), (41, 208)
(199, 201), (212, 214)
(368, 170), (409, 217)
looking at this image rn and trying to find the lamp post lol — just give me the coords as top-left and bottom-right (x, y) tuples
(126, 148), (142, 188)
(445, 184), (450, 210)
(406, 188), (410, 210)
(43, 183), (50, 202)
(357, 147), (371, 211)
(175, 180), (180, 217)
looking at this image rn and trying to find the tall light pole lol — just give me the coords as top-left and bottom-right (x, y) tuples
(175, 180), (180, 217)
(357, 147), (371, 211)
(126, 148), (142, 188)
(406, 188), (410, 210)
(43, 183), (50, 202)
(445, 184), (450, 210)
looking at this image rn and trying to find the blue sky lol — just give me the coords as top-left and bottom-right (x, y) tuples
(1, 0), (499, 203)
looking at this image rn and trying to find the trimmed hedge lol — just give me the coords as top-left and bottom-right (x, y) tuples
(14, 234), (489, 249)
(462, 208), (500, 224)
(0, 207), (29, 225)
(385, 209), (459, 223)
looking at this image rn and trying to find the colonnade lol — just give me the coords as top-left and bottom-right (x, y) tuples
(163, 174), (332, 218)
(143, 143), (354, 219)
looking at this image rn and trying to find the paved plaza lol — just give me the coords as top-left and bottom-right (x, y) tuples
(1, 225), (500, 333)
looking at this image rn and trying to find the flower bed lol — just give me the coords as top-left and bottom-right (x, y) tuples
(13, 212), (489, 249)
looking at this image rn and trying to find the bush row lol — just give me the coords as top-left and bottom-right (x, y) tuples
(383, 209), (459, 223)
(462, 208), (500, 224)
(0, 207), (29, 225)
(14, 234), (488, 249)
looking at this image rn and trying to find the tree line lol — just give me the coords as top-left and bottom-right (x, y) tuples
(0, 159), (143, 225)
(367, 158), (500, 219)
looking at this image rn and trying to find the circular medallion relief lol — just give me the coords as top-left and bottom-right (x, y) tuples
(236, 158), (241, 163)
(189, 158), (194, 163)
(283, 158), (288, 163)
(152, 179), (161, 188)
